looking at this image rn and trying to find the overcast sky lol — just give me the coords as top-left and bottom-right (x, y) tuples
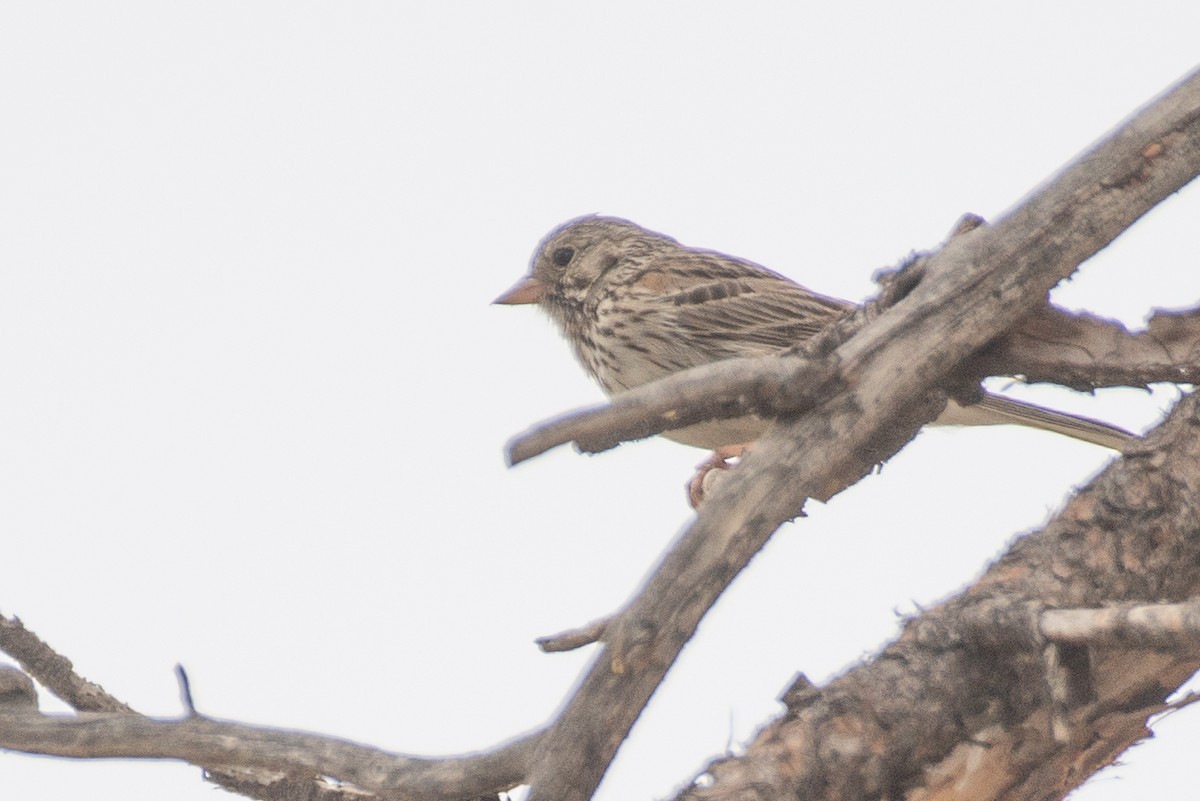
(2, 4), (1199, 800)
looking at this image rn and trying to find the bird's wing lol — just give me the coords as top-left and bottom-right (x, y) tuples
(625, 251), (853, 357)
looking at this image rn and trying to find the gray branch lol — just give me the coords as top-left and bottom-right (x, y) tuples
(680, 390), (1200, 801)
(523, 66), (1200, 801)
(0, 702), (541, 801)
(0, 614), (543, 801)
(1, 65), (1199, 801)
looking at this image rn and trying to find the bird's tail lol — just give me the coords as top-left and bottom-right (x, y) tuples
(936, 393), (1135, 450)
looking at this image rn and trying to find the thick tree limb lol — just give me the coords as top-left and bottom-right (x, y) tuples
(523, 67), (1200, 801)
(2, 67), (1199, 801)
(681, 389), (1200, 801)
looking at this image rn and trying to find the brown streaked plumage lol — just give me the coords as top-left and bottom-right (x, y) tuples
(496, 215), (1134, 456)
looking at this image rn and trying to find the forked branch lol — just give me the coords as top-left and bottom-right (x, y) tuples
(1, 66), (1199, 801)
(523, 66), (1200, 801)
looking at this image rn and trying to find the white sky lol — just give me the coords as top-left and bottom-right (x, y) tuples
(2, 4), (1199, 800)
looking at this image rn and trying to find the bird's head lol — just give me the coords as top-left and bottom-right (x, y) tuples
(494, 216), (677, 321)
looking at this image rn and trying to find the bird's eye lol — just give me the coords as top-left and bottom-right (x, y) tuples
(552, 247), (575, 267)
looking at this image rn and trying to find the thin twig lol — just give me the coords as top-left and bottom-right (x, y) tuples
(1042, 599), (1200, 648)
(537, 618), (610, 653)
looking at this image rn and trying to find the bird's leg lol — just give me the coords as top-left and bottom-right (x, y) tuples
(688, 443), (752, 508)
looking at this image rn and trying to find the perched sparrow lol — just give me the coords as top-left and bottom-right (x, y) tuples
(496, 216), (1131, 500)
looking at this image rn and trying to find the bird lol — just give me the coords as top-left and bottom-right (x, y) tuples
(495, 215), (1133, 503)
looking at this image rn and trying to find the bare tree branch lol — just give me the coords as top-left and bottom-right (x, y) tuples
(0, 614), (133, 713)
(537, 618), (609, 653)
(2, 64), (1199, 801)
(522, 67), (1200, 801)
(978, 304), (1200, 390)
(0, 613), (543, 801)
(0, 614), (328, 801)
(506, 355), (839, 465)
(679, 388), (1200, 801)
(0, 708), (542, 801)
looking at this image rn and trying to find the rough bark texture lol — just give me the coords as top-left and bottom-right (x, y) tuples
(977, 305), (1200, 391)
(523, 65), (1200, 801)
(683, 391), (1200, 801)
(1, 66), (1199, 801)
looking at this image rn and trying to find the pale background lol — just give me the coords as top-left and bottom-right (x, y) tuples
(2, 3), (1198, 800)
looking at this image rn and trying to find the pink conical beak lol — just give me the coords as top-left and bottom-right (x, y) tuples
(493, 275), (547, 305)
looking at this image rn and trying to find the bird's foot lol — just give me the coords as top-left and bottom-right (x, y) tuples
(687, 443), (751, 508)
